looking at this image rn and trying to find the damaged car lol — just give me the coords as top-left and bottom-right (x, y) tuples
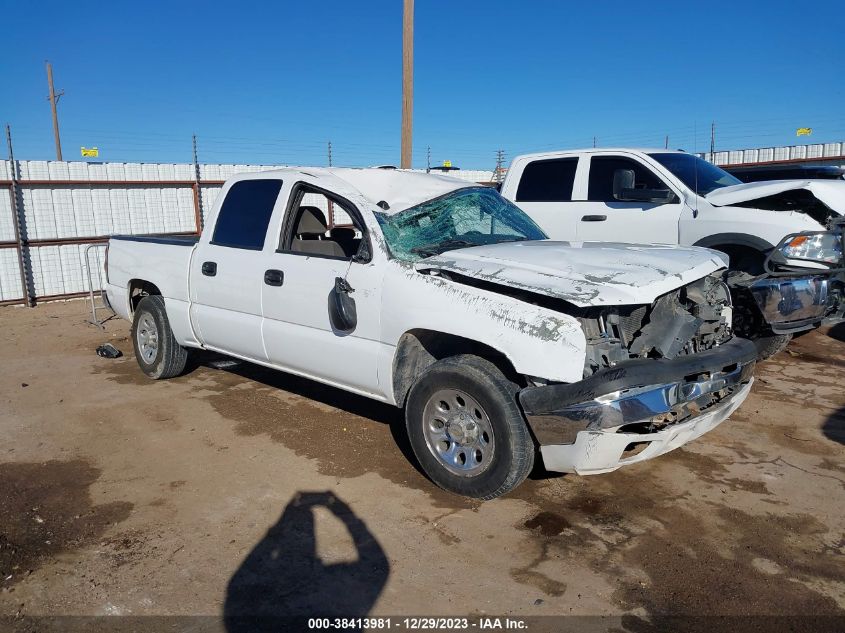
(105, 168), (756, 498)
(500, 149), (845, 358)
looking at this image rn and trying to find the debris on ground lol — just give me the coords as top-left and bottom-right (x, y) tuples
(95, 343), (122, 359)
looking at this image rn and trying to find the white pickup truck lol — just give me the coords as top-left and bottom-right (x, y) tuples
(105, 168), (756, 498)
(500, 149), (845, 358)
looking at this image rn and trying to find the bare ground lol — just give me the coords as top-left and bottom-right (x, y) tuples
(0, 301), (843, 628)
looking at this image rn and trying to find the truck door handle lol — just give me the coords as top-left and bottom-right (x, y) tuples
(264, 269), (284, 286)
(581, 215), (607, 222)
(201, 261), (217, 276)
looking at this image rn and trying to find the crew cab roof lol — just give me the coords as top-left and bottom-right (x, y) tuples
(512, 148), (682, 160)
(232, 167), (473, 214)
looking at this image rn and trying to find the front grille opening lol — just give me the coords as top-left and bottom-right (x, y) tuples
(621, 442), (651, 459)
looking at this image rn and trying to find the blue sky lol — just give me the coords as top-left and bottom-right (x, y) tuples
(1, 0), (843, 169)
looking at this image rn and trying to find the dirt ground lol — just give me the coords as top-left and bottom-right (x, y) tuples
(1, 300), (843, 630)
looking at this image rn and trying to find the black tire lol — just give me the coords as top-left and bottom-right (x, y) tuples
(405, 355), (534, 500)
(752, 332), (792, 360)
(131, 295), (189, 379)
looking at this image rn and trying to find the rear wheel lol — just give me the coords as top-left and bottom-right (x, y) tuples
(405, 355), (534, 499)
(131, 295), (189, 379)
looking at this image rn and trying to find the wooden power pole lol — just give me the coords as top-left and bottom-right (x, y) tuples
(45, 61), (64, 161)
(401, 0), (414, 169)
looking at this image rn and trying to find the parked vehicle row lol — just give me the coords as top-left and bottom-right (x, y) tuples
(105, 167), (765, 498)
(500, 149), (845, 358)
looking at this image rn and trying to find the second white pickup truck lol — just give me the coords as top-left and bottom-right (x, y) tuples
(500, 149), (845, 358)
(105, 168), (756, 498)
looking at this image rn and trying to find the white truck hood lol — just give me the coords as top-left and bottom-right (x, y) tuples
(414, 240), (728, 307)
(705, 179), (845, 214)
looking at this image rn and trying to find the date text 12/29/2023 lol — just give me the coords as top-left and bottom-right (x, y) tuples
(308, 617), (528, 630)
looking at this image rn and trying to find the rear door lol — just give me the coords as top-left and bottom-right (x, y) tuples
(509, 156), (582, 240)
(190, 178), (283, 361)
(575, 154), (682, 244)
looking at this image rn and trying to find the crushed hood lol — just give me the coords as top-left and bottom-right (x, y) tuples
(705, 179), (845, 214)
(414, 240), (728, 307)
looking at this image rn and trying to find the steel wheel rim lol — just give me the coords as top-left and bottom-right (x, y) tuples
(422, 388), (496, 477)
(136, 313), (159, 364)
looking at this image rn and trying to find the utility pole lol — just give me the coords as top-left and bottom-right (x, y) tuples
(401, 0), (414, 169)
(327, 141), (333, 166)
(494, 149), (506, 183)
(665, 135), (669, 149)
(593, 136), (597, 148)
(45, 61), (64, 161)
(426, 145), (431, 173)
(710, 121), (716, 157)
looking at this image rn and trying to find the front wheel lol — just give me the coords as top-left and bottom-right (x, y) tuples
(405, 355), (534, 500)
(752, 332), (792, 360)
(131, 295), (189, 379)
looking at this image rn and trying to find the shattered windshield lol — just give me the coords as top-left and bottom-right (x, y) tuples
(375, 186), (547, 261)
(649, 152), (742, 196)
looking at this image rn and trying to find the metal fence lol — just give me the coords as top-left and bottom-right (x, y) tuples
(0, 160), (281, 305)
(0, 159), (495, 306)
(699, 141), (845, 167)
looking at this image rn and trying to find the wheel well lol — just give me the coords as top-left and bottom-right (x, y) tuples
(707, 244), (766, 275)
(128, 279), (162, 313)
(392, 329), (521, 407)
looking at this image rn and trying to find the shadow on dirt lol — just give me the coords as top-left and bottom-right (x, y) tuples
(822, 406), (845, 445)
(0, 460), (132, 587)
(224, 491), (389, 633)
(189, 352), (461, 497)
(828, 322), (845, 343)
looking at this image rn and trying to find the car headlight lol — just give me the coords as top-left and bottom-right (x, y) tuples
(779, 232), (842, 264)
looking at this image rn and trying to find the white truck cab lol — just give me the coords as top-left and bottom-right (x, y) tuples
(501, 149), (845, 357)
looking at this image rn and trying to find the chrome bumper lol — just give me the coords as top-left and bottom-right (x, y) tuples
(518, 338), (756, 474)
(750, 276), (835, 333)
(539, 380), (752, 475)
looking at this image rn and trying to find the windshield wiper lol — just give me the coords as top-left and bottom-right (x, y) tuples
(410, 239), (476, 257)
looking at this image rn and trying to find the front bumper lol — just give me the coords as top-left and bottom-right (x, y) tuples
(519, 337), (756, 475)
(749, 276), (837, 333)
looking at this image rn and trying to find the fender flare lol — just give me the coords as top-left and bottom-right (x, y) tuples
(693, 233), (773, 253)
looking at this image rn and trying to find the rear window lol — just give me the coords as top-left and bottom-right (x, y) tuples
(211, 179), (283, 250)
(515, 158), (578, 202)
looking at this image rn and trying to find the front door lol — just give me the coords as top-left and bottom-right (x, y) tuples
(260, 183), (383, 395)
(575, 155), (682, 244)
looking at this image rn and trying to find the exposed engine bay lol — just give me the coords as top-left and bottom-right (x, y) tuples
(578, 273), (733, 377)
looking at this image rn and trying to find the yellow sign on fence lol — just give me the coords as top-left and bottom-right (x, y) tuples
(796, 128), (812, 137)
(80, 147), (99, 157)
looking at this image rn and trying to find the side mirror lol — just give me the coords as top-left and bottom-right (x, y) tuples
(612, 169), (635, 199)
(352, 239), (371, 264)
(329, 277), (357, 332)
(612, 168), (677, 204)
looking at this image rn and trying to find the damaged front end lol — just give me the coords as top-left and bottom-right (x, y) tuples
(578, 272), (734, 377)
(734, 219), (845, 335)
(519, 273), (756, 475)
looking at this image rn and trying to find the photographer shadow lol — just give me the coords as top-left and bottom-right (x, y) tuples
(224, 491), (389, 632)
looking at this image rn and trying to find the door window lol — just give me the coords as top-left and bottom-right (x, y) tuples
(280, 184), (368, 260)
(587, 157), (668, 202)
(515, 158), (578, 202)
(211, 179), (283, 249)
